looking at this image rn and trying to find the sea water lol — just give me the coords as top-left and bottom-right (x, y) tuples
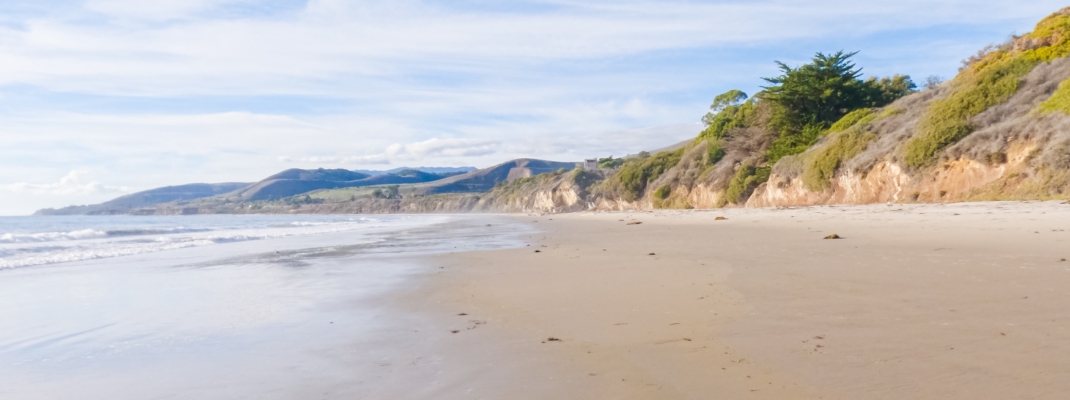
(0, 214), (528, 399)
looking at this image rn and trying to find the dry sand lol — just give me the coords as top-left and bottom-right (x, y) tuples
(359, 201), (1070, 399)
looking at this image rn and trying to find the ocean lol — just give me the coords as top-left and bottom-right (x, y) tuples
(0, 214), (529, 399)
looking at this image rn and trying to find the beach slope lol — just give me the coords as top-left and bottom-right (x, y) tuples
(382, 201), (1070, 399)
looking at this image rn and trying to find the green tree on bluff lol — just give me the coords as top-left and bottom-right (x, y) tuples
(761, 51), (915, 162)
(699, 90), (756, 141)
(764, 51), (905, 131)
(693, 52), (915, 204)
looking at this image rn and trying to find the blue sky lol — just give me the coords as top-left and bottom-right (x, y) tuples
(0, 0), (1067, 215)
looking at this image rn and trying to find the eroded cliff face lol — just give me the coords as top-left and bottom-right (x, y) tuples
(314, 171), (598, 214)
(477, 178), (589, 213)
(745, 139), (1066, 207)
(742, 47), (1070, 208)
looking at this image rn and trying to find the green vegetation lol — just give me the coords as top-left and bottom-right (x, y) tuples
(653, 185), (672, 200)
(877, 107), (904, 118)
(371, 185), (401, 199)
(725, 163), (771, 204)
(796, 105), (903, 191)
(762, 51), (915, 163)
(764, 123), (824, 164)
(1038, 78), (1070, 114)
(906, 11), (1070, 168)
(802, 127), (877, 191)
(763, 52), (914, 130)
(699, 91), (758, 141)
(484, 168), (605, 206)
(706, 139), (726, 165)
(598, 156), (625, 169)
(282, 194), (324, 206)
(827, 108), (875, 133)
(597, 148), (685, 201)
(678, 52), (915, 205)
(904, 57), (1037, 167)
(493, 169), (565, 191)
(570, 169), (603, 190)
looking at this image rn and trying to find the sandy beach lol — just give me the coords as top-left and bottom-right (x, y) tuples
(361, 201), (1070, 399)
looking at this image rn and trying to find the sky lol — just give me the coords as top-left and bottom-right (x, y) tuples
(0, 0), (1067, 215)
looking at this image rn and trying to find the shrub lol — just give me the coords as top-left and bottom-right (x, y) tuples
(570, 169), (603, 191)
(905, 56), (1037, 168)
(764, 123), (824, 164)
(598, 156), (625, 169)
(653, 185), (672, 200)
(877, 107), (904, 118)
(707, 139), (726, 165)
(924, 75), (945, 89)
(599, 148), (685, 201)
(284, 194), (325, 205)
(371, 185), (401, 199)
(827, 108), (875, 133)
(802, 127), (877, 191)
(1038, 77), (1070, 114)
(905, 10), (1070, 168)
(725, 163), (771, 204)
(699, 96), (758, 141)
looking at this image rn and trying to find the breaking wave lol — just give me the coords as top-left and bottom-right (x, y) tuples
(0, 215), (429, 270)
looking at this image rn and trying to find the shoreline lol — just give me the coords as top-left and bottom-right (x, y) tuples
(0, 215), (530, 399)
(378, 201), (1070, 399)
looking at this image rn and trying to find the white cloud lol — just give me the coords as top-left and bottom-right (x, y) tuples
(0, 170), (130, 196)
(281, 137), (502, 165)
(385, 138), (500, 159)
(0, 1), (1064, 96)
(1, 0), (1067, 215)
(277, 155), (390, 165)
(83, 0), (249, 21)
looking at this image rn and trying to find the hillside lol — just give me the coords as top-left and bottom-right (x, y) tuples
(34, 182), (251, 215)
(268, 7), (1070, 215)
(35, 167), (469, 215)
(501, 7), (1061, 212)
(225, 168), (370, 201)
(124, 159), (578, 215)
(39, 8), (1070, 217)
(293, 168), (604, 214)
(353, 166), (476, 176)
(402, 158), (580, 195)
(219, 168), (470, 202)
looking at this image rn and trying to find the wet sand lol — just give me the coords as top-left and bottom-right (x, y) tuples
(0, 216), (529, 400)
(371, 201), (1070, 399)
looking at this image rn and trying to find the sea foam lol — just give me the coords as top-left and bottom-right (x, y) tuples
(0, 215), (423, 270)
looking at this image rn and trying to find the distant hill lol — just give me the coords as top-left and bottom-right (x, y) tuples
(33, 168), (471, 215)
(232, 162), (576, 203)
(397, 159), (579, 195)
(34, 182), (252, 215)
(225, 168), (467, 201)
(226, 168), (370, 201)
(350, 169), (449, 186)
(354, 166), (477, 176)
(36, 160), (580, 215)
(263, 169), (369, 181)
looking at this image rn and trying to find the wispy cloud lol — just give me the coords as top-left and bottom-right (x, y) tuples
(1, 1), (1064, 96)
(0, 170), (129, 196)
(281, 137), (502, 165)
(1, 0), (1067, 214)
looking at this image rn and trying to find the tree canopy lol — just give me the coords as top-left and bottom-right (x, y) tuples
(762, 51), (915, 134)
